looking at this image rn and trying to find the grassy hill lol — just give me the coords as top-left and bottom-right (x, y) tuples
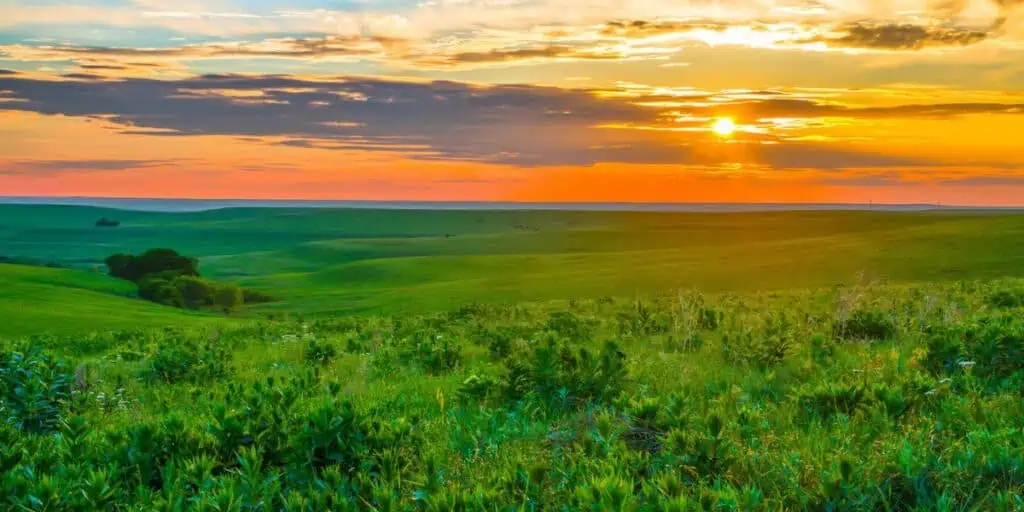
(0, 263), (228, 338)
(5, 205), (1024, 316)
(3, 205), (1024, 508)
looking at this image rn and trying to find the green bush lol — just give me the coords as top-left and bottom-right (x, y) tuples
(145, 338), (233, 384)
(835, 308), (897, 341)
(498, 338), (628, 408)
(722, 313), (795, 369)
(304, 338), (338, 367)
(0, 347), (72, 434)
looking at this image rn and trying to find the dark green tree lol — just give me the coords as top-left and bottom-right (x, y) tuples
(173, 276), (215, 310)
(104, 249), (199, 282)
(214, 284), (244, 314)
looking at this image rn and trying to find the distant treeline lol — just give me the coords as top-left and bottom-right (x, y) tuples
(104, 248), (273, 313)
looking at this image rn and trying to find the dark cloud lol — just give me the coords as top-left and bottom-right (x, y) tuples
(412, 45), (625, 67)
(600, 19), (730, 37)
(0, 159), (178, 175)
(802, 22), (990, 49)
(0, 36), (400, 69)
(77, 64), (131, 71)
(1, 74), (1021, 168)
(688, 97), (1024, 122)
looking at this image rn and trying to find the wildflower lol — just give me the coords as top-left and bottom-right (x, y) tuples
(939, 378), (952, 384)
(925, 389), (937, 396)
(958, 361), (976, 369)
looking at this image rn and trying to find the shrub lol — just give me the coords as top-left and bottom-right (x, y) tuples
(545, 311), (598, 343)
(173, 276), (216, 310)
(500, 338), (628, 408)
(305, 339), (338, 367)
(145, 338), (233, 384)
(722, 313), (795, 369)
(409, 339), (463, 376)
(835, 308), (897, 341)
(137, 274), (182, 306)
(794, 382), (870, 420)
(616, 300), (669, 336)
(0, 347), (72, 433)
(986, 286), (1024, 308)
(214, 284), (244, 314)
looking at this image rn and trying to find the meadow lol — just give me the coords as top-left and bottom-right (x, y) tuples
(2, 279), (1023, 510)
(1, 205), (1023, 510)
(5, 205), (1024, 315)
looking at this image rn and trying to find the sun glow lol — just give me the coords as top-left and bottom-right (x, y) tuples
(712, 117), (737, 136)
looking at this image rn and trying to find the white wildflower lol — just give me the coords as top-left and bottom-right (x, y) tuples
(958, 361), (976, 369)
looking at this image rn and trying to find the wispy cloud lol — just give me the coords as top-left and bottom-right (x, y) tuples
(0, 158), (179, 175)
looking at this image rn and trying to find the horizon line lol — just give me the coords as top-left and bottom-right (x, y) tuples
(2, 195), (1022, 213)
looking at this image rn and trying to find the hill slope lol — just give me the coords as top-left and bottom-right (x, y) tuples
(5, 205), (1024, 315)
(0, 264), (226, 338)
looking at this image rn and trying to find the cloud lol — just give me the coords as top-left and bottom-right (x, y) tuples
(0, 158), (178, 175)
(407, 44), (638, 68)
(799, 22), (990, 49)
(599, 19), (731, 37)
(0, 73), (1022, 168)
(0, 36), (401, 66)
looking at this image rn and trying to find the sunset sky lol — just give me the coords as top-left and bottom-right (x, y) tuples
(1, 0), (1023, 204)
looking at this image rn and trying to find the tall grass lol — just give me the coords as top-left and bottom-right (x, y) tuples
(1, 279), (1022, 510)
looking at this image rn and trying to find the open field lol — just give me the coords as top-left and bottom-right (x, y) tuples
(4, 205), (1024, 315)
(0, 263), (229, 338)
(2, 205), (1024, 509)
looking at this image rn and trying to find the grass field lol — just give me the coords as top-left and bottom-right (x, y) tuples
(0, 263), (228, 338)
(4, 205), (1024, 315)
(3, 278), (1023, 509)
(2, 205), (1024, 509)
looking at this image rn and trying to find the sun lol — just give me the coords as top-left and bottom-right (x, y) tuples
(712, 117), (737, 136)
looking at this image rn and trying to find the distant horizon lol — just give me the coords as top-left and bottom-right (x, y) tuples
(3, 195), (1022, 213)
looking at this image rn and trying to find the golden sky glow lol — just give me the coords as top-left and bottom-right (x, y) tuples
(1, 0), (1023, 204)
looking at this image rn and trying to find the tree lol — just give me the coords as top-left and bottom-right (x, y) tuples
(173, 276), (215, 310)
(138, 276), (182, 307)
(134, 249), (199, 279)
(104, 253), (138, 281)
(104, 249), (199, 283)
(214, 285), (244, 315)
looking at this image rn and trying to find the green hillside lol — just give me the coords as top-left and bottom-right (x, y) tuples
(0, 263), (227, 338)
(5, 206), (1024, 316)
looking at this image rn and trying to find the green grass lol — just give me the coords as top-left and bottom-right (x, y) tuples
(5, 206), (1024, 317)
(3, 205), (1024, 509)
(0, 263), (229, 338)
(2, 279), (1022, 509)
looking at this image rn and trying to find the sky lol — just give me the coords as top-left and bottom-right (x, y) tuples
(1, 0), (1023, 204)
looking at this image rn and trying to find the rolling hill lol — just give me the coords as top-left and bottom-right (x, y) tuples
(0, 263), (228, 338)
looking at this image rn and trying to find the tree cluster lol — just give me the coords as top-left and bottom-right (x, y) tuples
(104, 249), (249, 314)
